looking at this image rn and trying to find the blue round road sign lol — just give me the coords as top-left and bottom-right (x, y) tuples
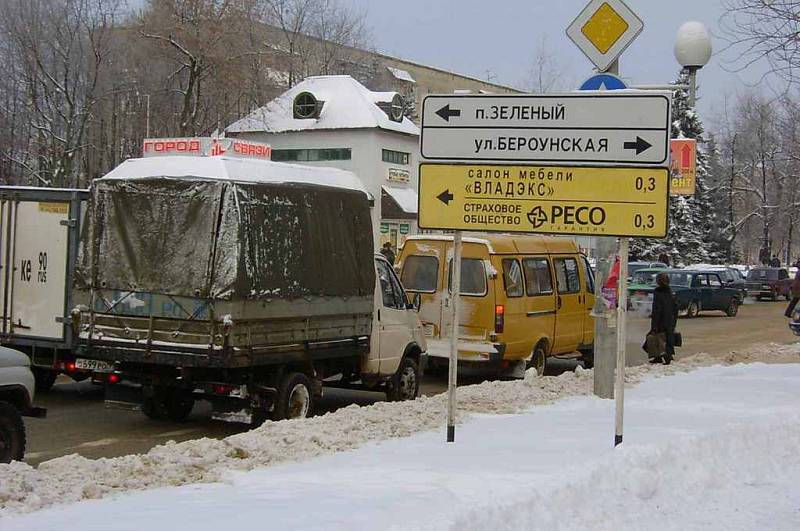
(579, 73), (628, 91)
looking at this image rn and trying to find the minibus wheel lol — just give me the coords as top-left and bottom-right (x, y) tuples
(529, 343), (547, 376)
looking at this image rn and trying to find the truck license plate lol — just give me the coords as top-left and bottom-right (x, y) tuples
(75, 358), (115, 373)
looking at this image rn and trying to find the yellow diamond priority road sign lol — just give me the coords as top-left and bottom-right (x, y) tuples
(418, 163), (669, 238)
(566, 0), (644, 72)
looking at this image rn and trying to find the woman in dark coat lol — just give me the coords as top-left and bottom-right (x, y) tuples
(649, 272), (678, 364)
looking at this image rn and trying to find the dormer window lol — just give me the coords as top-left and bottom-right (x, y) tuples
(389, 94), (404, 122)
(293, 92), (320, 119)
(377, 93), (405, 123)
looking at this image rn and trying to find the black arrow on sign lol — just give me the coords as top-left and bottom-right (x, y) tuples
(437, 189), (454, 205)
(435, 104), (461, 122)
(623, 136), (652, 155)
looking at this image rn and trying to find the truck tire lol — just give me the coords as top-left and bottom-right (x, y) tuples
(0, 401), (25, 464)
(386, 357), (420, 402)
(164, 390), (195, 422)
(141, 396), (167, 420)
(32, 368), (58, 392)
(271, 373), (314, 421)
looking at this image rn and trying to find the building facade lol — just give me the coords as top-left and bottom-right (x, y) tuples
(226, 76), (420, 251)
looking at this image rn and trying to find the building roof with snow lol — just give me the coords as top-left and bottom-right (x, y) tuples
(226, 76), (419, 137)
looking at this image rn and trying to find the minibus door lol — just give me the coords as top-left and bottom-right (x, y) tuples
(552, 256), (584, 353)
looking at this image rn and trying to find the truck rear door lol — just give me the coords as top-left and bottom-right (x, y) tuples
(0, 193), (77, 341)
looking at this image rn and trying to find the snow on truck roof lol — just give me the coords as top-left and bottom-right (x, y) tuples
(99, 155), (370, 195)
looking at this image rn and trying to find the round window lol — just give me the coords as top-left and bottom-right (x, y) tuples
(293, 92), (318, 119)
(390, 94), (405, 122)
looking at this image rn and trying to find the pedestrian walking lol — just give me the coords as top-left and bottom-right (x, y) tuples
(380, 241), (396, 265)
(770, 255), (781, 267)
(645, 272), (678, 365)
(658, 253), (671, 267)
(785, 261), (800, 318)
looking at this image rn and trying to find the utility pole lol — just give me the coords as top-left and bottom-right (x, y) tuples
(592, 59), (620, 401)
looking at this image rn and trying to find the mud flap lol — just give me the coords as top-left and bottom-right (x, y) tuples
(104, 382), (144, 411)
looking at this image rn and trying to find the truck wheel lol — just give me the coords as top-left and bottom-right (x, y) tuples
(271, 373), (314, 421)
(0, 401), (25, 464)
(386, 357), (420, 402)
(164, 390), (194, 422)
(141, 396), (167, 420)
(32, 368), (58, 392)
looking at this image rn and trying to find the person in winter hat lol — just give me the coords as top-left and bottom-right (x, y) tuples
(647, 272), (678, 365)
(380, 241), (396, 265)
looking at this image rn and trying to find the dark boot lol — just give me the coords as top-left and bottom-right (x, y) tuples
(662, 354), (673, 365)
(649, 356), (663, 364)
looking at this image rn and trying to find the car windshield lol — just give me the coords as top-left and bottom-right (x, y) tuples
(631, 270), (658, 285)
(628, 263), (651, 276)
(666, 272), (692, 287)
(747, 268), (777, 280)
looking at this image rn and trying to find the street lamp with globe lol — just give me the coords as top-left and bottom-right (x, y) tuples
(674, 21), (712, 107)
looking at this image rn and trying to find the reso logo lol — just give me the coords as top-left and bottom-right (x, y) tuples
(527, 206), (548, 229)
(527, 205), (606, 229)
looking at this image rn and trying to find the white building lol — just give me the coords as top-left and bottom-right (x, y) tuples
(226, 76), (420, 250)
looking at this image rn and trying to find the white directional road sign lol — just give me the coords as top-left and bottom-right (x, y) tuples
(420, 93), (672, 166)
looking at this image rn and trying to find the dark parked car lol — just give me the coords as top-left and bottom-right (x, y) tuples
(687, 266), (748, 299)
(634, 269), (743, 318)
(745, 267), (792, 301)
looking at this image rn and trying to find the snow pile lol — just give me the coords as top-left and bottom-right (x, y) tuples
(1, 343), (798, 517)
(5, 360), (800, 530)
(457, 420), (800, 531)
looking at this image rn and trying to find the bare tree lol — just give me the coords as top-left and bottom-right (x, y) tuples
(137, 0), (258, 136)
(522, 36), (567, 93)
(0, 0), (122, 187)
(721, 0), (800, 85)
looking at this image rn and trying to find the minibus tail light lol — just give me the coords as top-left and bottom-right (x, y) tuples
(495, 305), (505, 334)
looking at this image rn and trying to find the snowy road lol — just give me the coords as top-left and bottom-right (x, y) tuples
(4, 362), (800, 530)
(22, 300), (795, 466)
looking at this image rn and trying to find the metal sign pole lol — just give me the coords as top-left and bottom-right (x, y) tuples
(447, 231), (462, 442)
(614, 237), (629, 446)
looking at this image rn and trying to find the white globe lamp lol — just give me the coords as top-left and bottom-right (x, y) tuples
(674, 21), (712, 106)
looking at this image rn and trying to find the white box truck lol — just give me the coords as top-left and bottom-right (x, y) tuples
(0, 187), (91, 390)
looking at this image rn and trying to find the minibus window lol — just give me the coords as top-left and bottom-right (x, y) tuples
(448, 258), (487, 296)
(502, 259), (524, 298)
(400, 255), (439, 292)
(523, 258), (553, 296)
(554, 258), (581, 294)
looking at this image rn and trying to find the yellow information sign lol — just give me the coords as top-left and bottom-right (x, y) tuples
(419, 164), (669, 238)
(38, 202), (69, 214)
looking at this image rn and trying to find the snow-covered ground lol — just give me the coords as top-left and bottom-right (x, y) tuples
(2, 345), (800, 530)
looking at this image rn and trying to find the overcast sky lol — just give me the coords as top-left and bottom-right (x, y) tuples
(347, 0), (776, 125)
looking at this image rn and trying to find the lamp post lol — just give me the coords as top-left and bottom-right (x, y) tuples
(674, 21), (712, 107)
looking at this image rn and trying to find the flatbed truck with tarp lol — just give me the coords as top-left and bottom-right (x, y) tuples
(72, 138), (426, 424)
